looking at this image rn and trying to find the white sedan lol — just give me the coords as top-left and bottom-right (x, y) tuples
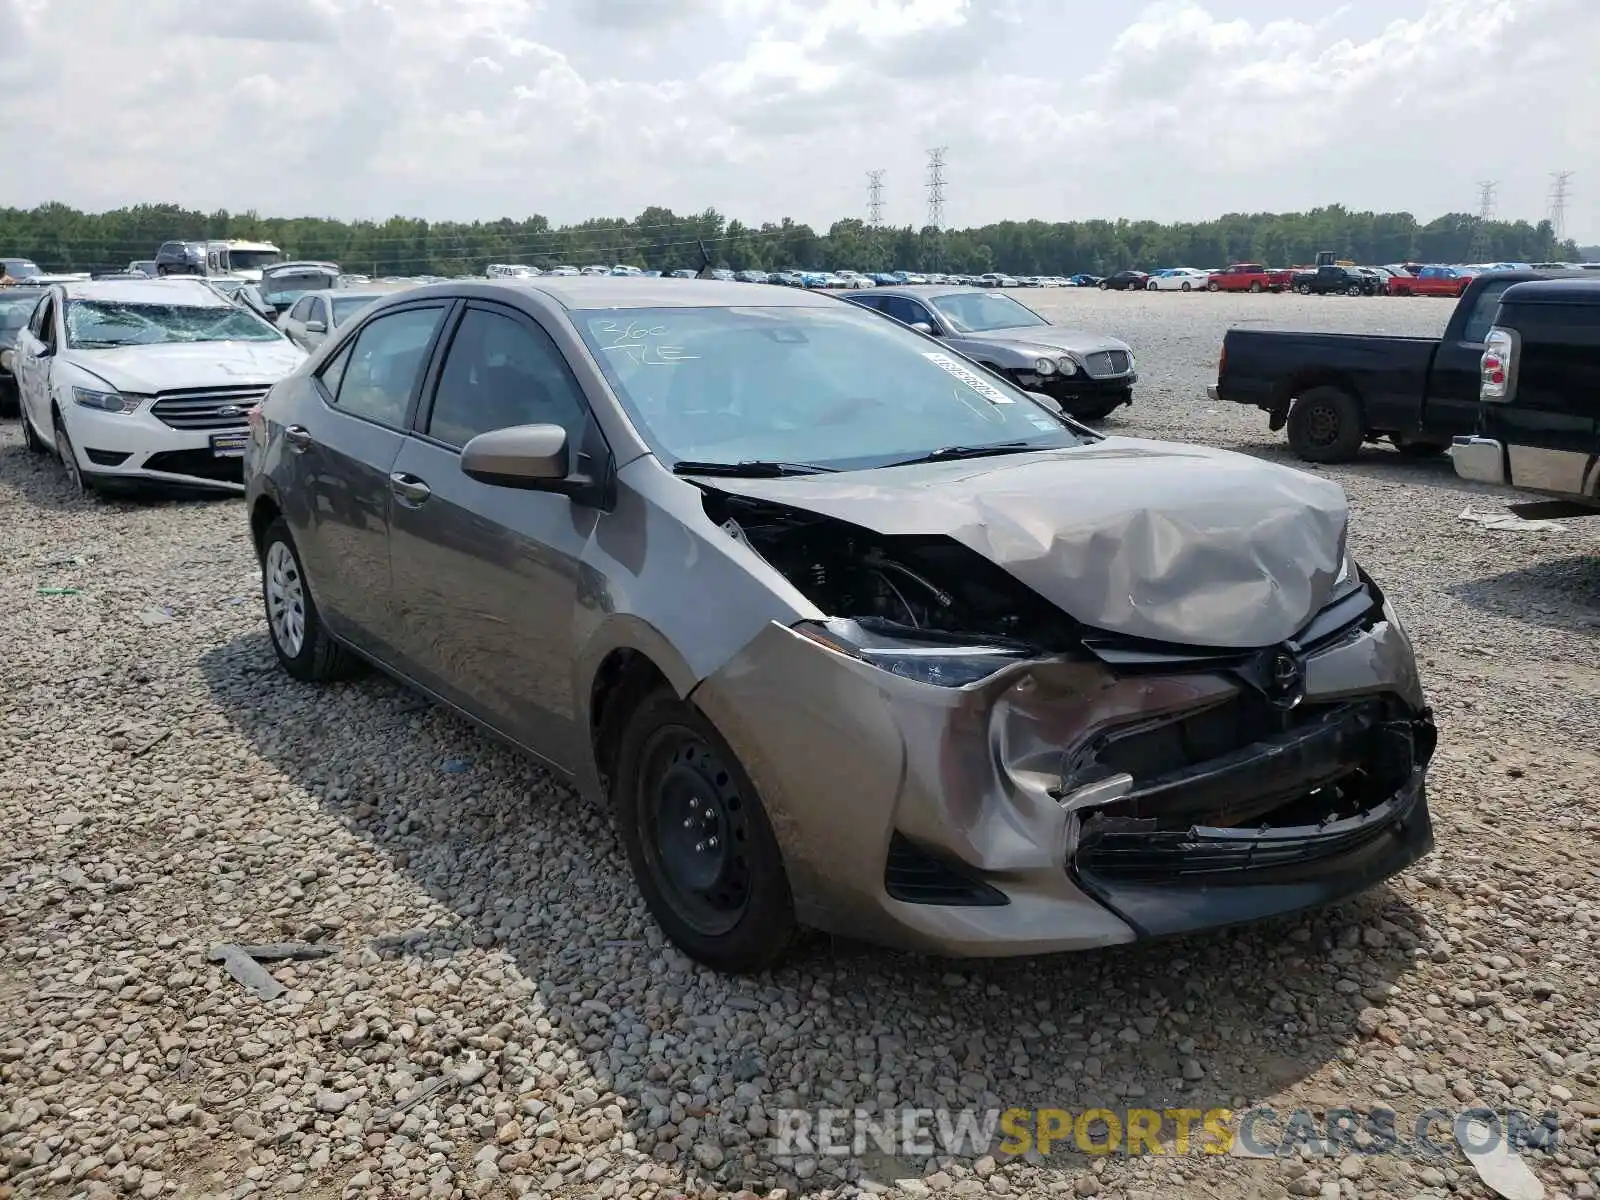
(1146, 267), (1213, 292)
(9, 277), (305, 495)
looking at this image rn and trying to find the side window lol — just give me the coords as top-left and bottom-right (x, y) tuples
(37, 297), (57, 349)
(847, 295), (883, 312)
(426, 307), (589, 449)
(318, 339), (354, 399)
(881, 296), (930, 327)
(311, 298), (329, 325)
(289, 297), (313, 321)
(331, 306), (445, 426)
(28, 295), (49, 338)
(1462, 282), (1512, 344)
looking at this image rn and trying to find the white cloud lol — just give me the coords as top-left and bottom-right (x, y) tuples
(0, 0), (1594, 239)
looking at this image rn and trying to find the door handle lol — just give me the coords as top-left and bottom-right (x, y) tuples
(284, 424), (313, 450)
(389, 472), (431, 504)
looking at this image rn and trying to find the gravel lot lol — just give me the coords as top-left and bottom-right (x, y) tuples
(3, 290), (1599, 1200)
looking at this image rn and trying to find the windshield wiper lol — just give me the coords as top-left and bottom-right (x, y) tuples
(671, 459), (839, 477)
(887, 441), (1040, 467)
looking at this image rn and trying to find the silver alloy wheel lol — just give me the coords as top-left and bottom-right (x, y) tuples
(264, 540), (307, 657)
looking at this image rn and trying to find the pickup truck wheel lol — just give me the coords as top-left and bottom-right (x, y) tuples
(1345, 284), (1362, 296)
(1296, 284), (1312, 295)
(1249, 281), (1263, 293)
(1286, 387), (1364, 463)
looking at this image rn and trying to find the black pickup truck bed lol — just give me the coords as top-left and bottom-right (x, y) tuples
(1208, 271), (1562, 463)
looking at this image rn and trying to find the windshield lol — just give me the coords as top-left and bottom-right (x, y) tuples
(573, 305), (1090, 472)
(3, 260), (41, 279)
(930, 291), (1049, 333)
(331, 295), (378, 324)
(64, 300), (282, 348)
(261, 272), (336, 303)
(0, 294), (41, 330)
(226, 249), (283, 271)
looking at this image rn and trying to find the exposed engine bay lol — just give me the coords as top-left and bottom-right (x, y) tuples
(703, 492), (1083, 648)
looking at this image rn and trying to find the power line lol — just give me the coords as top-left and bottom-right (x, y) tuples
(1548, 171), (1574, 241)
(925, 147), (947, 231)
(866, 170), (886, 228)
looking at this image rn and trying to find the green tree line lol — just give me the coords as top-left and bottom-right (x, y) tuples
(1, 200), (1580, 277)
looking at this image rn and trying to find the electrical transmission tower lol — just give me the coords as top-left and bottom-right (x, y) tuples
(1548, 171), (1574, 242)
(1469, 180), (1497, 259)
(866, 170), (886, 227)
(925, 147), (947, 231)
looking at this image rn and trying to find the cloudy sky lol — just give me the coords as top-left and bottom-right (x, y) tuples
(1, 0), (1594, 238)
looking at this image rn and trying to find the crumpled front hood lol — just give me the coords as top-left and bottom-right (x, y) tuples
(700, 437), (1349, 649)
(969, 325), (1130, 355)
(64, 339), (305, 393)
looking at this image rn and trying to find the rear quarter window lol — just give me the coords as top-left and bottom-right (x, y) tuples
(1497, 301), (1600, 347)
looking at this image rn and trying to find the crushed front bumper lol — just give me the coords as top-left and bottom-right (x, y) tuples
(693, 590), (1435, 957)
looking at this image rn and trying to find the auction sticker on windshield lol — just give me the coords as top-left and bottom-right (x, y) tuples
(923, 352), (1012, 403)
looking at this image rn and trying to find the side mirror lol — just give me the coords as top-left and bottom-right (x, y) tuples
(910, 321), (936, 335)
(1027, 391), (1063, 415)
(460, 423), (570, 488)
(304, 320), (327, 334)
(36, 343), (54, 358)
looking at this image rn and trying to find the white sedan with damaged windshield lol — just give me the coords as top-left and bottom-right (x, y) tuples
(9, 278), (305, 495)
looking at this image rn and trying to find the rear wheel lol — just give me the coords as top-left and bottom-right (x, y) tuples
(1286, 387), (1364, 463)
(1180, 282), (1192, 292)
(1249, 281), (1263, 294)
(260, 518), (360, 682)
(613, 687), (796, 974)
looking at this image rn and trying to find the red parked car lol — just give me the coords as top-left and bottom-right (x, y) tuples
(1206, 263), (1295, 294)
(1388, 266), (1474, 297)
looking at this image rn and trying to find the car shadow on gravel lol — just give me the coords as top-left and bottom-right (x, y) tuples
(199, 631), (1427, 1195)
(1446, 554), (1600, 631)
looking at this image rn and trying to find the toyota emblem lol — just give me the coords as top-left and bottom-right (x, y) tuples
(1269, 650), (1304, 707)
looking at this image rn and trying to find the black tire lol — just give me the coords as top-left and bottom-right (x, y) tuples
(1346, 284), (1361, 296)
(0, 382), (17, 419)
(1180, 282), (1192, 292)
(613, 687), (795, 973)
(1286, 387), (1364, 463)
(1249, 281), (1263, 294)
(1097, 281), (1109, 290)
(1207, 281), (1220, 292)
(1071, 399), (1124, 422)
(259, 517), (361, 683)
(21, 403), (47, 453)
(1394, 437), (1449, 459)
(52, 409), (90, 495)
(1296, 284), (1312, 295)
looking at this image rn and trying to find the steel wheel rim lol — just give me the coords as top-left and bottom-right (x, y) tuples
(1304, 401), (1340, 447)
(264, 540), (307, 657)
(641, 726), (752, 937)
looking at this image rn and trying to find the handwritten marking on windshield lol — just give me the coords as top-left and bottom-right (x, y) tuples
(923, 351), (1013, 403)
(593, 320), (697, 365)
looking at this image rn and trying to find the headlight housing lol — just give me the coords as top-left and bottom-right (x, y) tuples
(1056, 356), (1077, 375)
(795, 618), (1037, 688)
(72, 386), (145, 414)
(1033, 357), (1055, 375)
(1333, 546), (1360, 597)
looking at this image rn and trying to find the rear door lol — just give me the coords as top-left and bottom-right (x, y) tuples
(278, 300), (453, 659)
(386, 300), (605, 767)
(14, 293), (57, 441)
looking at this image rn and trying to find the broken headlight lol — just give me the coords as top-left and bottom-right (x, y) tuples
(1334, 546), (1360, 598)
(794, 618), (1037, 687)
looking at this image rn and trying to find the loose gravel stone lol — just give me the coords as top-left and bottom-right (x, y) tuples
(2, 292), (1598, 1200)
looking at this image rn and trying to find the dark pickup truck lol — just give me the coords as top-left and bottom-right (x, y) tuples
(1208, 270), (1562, 463)
(1453, 277), (1600, 516)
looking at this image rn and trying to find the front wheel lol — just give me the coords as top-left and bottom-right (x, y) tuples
(1296, 284), (1312, 295)
(260, 518), (361, 682)
(21, 403), (48, 453)
(52, 409), (89, 495)
(1346, 284), (1362, 296)
(1286, 386), (1364, 463)
(1249, 281), (1263, 294)
(613, 688), (796, 974)
(1097, 281), (1109, 290)
(1207, 281), (1220, 292)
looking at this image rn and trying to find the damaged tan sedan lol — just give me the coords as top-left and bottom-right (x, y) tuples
(244, 278), (1437, 974)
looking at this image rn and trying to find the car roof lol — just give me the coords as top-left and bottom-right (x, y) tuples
(60, 278), (230, 305)
(1498, 277), (1600, 304)
(415, 277), (844, 310)
(0, 286), (46, 298)
(840, 284), (983, 300)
